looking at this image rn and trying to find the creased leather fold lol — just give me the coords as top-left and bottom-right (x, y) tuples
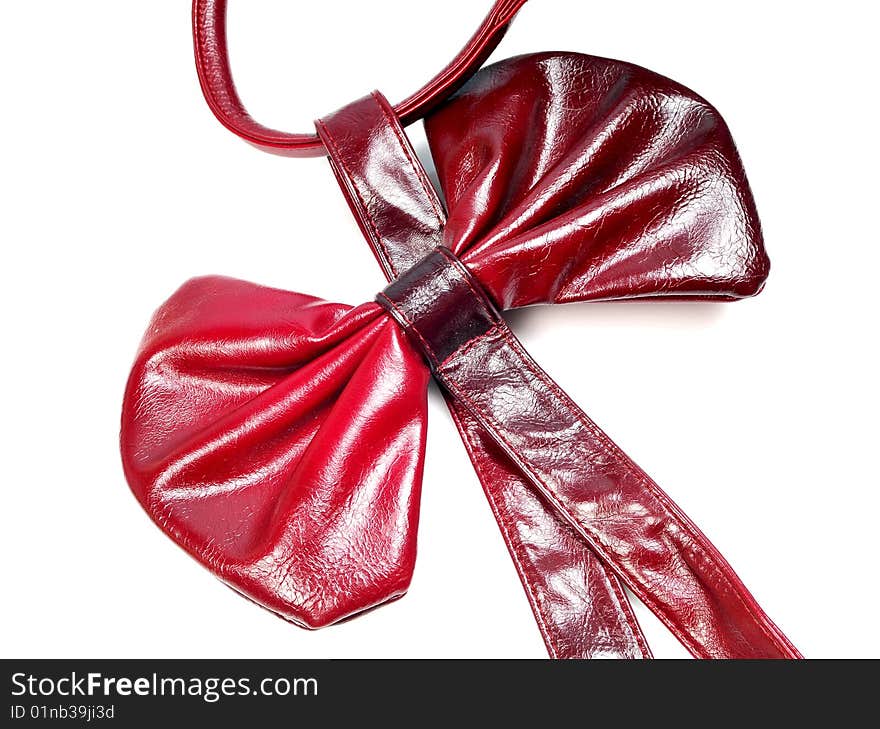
(122, 276), (429, 627)
(425, 53), (770, 308)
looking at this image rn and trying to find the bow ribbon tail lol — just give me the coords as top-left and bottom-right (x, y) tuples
(375, 243), (801, 659)
(317, 93), (648, 658)
(445, 396), (651, 659)
(423, 283), (801, 659)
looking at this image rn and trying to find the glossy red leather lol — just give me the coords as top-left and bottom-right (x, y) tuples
(122, 5), (800, 657)
(122, 283), (429, 627)
(419, 57), (792, 657)
(372, 240), (799, 658)
(193, 0), (529, 156)
(426, 52), (770, 307)
(314, 66), (795, 657)
(319, 92), (650, 659)
(315, 91), (446, 277)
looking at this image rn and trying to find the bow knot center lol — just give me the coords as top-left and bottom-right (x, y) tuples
(376, 247), (502, 369)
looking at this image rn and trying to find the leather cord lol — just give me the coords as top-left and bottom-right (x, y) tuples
(192, 0), (529, 156)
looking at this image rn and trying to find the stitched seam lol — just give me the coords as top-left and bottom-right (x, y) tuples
(379, 296), (564, 656)
(375, 293), (440, 367)
(492, 326), (787, 655)
(601, 562), (652, 658)
(496, 325), (784, 654)
(457, 389), (648, 659)
(440, 324), (500, 369)
(390, 277), (779, 654)
(479, 466), (562, 660)
(315, 118), (399, 278)
(382, 280), (562, 657)
(379, 258), (499, 372)
(372, 91), (446, 226)
(436, 247), (498, 323)
(443, 324), (786, 657)
(438, 360), (706, 657)
(445, 401), (561, 659)
(320, 96), (786, 655)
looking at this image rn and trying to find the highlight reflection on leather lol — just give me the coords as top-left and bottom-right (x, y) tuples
(428, 53), (770, 307)
(123, 285), (428, 627)
(192, 0), (529, 155)
(122, 40), (799, 658)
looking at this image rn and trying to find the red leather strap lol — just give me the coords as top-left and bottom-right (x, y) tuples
(317, 92), (802, 659)
(192, 0), (529, 156)
(315, 92), (446, 278)
(319, 93), (650, 659)
(444, 398), (651, 658)
(423, 272), (799, 658)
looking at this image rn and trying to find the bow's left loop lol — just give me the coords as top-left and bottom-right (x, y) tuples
(121, 276), (430, 627)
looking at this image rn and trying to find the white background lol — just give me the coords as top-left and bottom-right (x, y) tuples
(1, 1), (877, 659)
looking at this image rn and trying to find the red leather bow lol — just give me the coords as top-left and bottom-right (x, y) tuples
(121, 1), (800, 659)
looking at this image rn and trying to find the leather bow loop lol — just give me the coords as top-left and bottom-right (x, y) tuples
(426, 53), (770, 309)
(122, 276), (430, 627)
